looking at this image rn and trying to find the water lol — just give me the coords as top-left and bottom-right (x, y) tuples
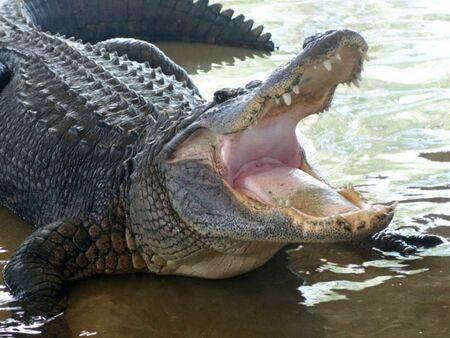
(1, 0), (450, 336)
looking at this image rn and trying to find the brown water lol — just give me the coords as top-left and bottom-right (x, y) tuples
(1, 0), (450, 337)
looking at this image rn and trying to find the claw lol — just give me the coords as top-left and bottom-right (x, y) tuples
(356, 230), (445, 256)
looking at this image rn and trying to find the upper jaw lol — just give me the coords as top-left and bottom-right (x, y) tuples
(257, 28), (368, 111)
(198, 29), (368, 135)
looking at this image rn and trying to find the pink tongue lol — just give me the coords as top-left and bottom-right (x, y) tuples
(234, 162), (358, 217)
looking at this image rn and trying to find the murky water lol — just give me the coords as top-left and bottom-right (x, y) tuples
(1, 0), (450, 337)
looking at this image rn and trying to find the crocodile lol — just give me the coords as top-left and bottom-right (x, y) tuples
(0, 0), (443, 315)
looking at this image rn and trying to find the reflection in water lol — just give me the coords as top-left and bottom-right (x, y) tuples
(399, 197), (450, 204)
(156, 42), (267, 75)
(1, 0), (450, 337)
(408, 184), (450, 191)
(299, 275), (397, 306)
(65, 251), (325, 338)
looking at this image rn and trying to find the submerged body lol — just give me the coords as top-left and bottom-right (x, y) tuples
(0, 0), (441, 314)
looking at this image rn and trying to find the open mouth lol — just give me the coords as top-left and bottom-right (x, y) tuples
(217, 30), (396, 232)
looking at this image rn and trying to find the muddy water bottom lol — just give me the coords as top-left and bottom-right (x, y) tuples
(1, 0), (450, 336)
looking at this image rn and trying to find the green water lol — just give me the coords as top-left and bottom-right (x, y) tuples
(1, 0), (450, 337)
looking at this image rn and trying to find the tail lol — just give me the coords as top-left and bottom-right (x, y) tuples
(18, 0), (275, 51)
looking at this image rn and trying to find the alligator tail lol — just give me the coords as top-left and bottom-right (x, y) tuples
(18, 0), (275, 51)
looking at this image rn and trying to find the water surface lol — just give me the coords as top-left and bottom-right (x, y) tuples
(1, 0), (450, 337)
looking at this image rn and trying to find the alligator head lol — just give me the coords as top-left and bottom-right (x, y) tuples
(130, 30), (397, 278)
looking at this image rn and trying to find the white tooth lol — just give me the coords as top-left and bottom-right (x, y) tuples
(302, 113), (319, 126)
(356, 73), (362, 81)
(346, 183), (354, 190)
(278, 199), (284, 207)
(313, 65), (318, 70)
(336, 53), (342, 61)
(282, 92), (292, 106)
(363, 52), (370, 61)
(275, 97), (281, 105)
(292, 85), (300, 94)
(352, 79), (360, 88)
(323, 60), (332, 71)
(285, 200), (292, 208)
(358, 48), (363, 54)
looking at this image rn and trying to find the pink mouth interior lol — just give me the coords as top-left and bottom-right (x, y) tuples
(219, 107), (358, 217)
(220, 110), (302, 184)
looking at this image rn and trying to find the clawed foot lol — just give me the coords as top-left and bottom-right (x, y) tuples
(351, 230), (445, 256)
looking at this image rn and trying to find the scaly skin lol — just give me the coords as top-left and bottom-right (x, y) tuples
(0, 0), (443, 316)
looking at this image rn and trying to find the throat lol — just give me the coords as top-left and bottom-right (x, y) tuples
(220, 109), (303, 184)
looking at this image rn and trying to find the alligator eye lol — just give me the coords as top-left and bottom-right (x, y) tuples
(0, 63), (11, 92)
(213, 88), (237, 104)
(302, 29), (338, 49)
(245, 80), (262, 90)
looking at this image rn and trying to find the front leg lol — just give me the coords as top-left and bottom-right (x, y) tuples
(3, 218), (141, 316)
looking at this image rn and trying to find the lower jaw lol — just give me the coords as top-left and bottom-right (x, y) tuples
(232, 158), (359, 218)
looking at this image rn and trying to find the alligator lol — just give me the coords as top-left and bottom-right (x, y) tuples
(0, 0), (443, 315)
